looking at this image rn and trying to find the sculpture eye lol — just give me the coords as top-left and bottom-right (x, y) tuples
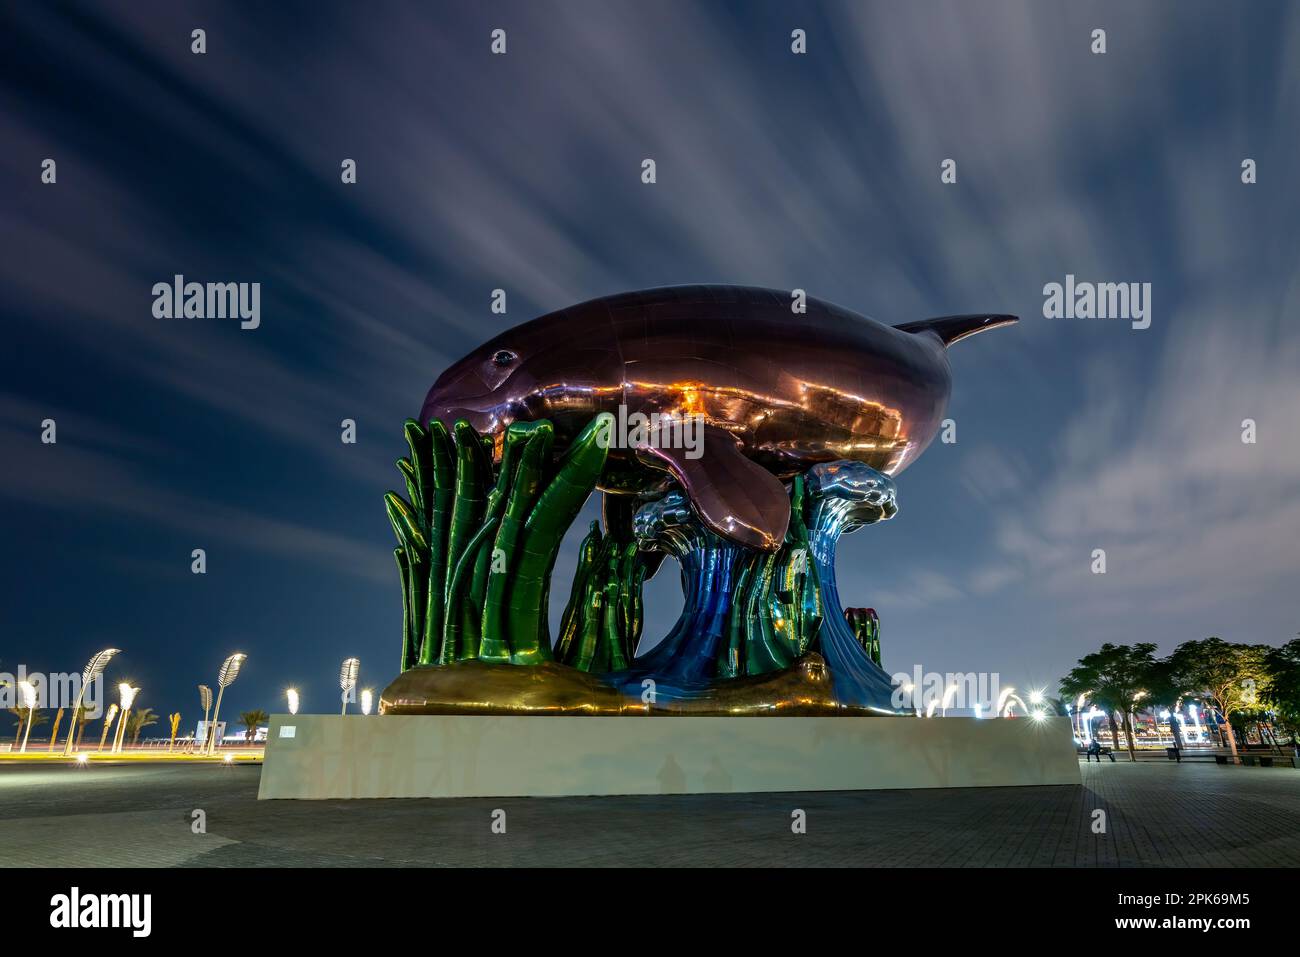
(492, 349), (516, 366)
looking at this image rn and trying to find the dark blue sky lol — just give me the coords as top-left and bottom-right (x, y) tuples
(2, 1), (1297, 726)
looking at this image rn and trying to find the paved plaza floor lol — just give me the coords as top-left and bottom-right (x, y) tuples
(0, 759), (1295, 867)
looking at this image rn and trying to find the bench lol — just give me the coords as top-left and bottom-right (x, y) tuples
(1078, 746), (1116, 762)
(1208, 753), (1296, 766)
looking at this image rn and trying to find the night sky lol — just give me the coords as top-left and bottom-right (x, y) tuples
(2, 1), (1297, 727)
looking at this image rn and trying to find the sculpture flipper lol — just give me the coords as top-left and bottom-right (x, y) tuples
(635, 424), (790, 552)
(894, 313), (1018, 345)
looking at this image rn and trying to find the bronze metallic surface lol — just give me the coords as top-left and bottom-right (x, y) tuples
(382, 287), (1018, 718)
(420, 285), (1015, 551)
(378, 653), (889, 717)
(380, 659), (629, 715)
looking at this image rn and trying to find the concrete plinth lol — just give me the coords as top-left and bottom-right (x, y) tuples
(258, 714), (1080, 800)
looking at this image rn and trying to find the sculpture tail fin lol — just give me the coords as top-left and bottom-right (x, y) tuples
(894, 314), (1018, 346)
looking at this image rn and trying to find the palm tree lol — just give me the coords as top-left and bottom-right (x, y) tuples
(8, 708), (48, 747)
(8, 708), (21, 747)
(240, 709), (269, 744)
(73, 703), (92, 748)
(125, 708), (158, 746)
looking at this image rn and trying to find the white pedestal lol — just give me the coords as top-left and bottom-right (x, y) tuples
(258, 714), (1080, 800)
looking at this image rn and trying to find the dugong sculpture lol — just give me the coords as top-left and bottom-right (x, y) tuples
(421, 285), (1015, 552)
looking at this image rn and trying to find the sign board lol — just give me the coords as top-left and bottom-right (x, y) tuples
(195, 720), (226, 743)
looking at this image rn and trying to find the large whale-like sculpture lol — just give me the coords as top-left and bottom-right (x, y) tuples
(421, 285), (1016, 551)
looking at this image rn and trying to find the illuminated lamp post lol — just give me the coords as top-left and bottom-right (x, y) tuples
(111, 684), (138, 753)
(198, 684), (212, 751)
(996, 686), (1015, 717)
(63, 648), (120, 756)
(97, 703), (118, 751)
(339, 658), (360, 715)
(939, 681), (959, 717)
(207, 654), (246, 756)
(18, 680), (37, 753)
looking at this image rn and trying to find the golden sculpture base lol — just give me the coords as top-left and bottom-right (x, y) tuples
(379, 653), (888, 717)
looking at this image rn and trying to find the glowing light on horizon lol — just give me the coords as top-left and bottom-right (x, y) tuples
(18, 680), (37, 753)
(996, 687), (1015, 715)
(940, 681), (959, 717)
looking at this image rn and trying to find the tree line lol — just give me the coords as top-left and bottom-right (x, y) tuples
(1059, 636), (1300, 762)
(7, 703), (272, 749)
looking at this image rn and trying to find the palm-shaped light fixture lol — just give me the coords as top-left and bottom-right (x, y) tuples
(360, 688), (373, 716)
(207, 654), (246, 755)
(18, 680), (37, 753)
(339, 658), (360, 715)
(198, 684), (212, 749)
(285, 688), (300, 716)
(97, 703), (119, 752)
(112, 684), (139, 753)
(63, 648), (120, 756)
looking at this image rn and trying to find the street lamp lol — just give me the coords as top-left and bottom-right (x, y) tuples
(207, 653), (246, 755)
(97, 703), (118, 751)
(340, 658), (360, 715)
(112, 684), (139, 753)
(198, 684), (212, 749)
(1080, 706), (1104, 742)
(18, 680), (37, 753)
(996, 686), (1016, 716)
(286, 688), (300, 716)
(940, 681), (959, 717)
(360, 688), (373, 716)
(63, 648), (120, 756)
(899, 681), (918, 716)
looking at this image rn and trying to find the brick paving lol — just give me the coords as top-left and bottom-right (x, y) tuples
(0, 759), (1295, 866)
